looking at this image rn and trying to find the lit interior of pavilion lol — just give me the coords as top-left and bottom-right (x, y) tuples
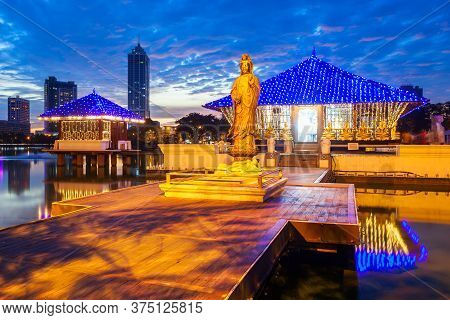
(203, 50), (428, 144)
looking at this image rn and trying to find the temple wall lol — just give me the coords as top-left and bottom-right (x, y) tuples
(333, 145), (450, 178)
(54, 140), (111, 151)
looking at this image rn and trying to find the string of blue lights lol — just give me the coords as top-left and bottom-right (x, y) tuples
(203, 52), (428, 110)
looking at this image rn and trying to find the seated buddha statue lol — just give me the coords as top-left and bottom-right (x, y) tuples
(375, 120), (389, 140)
(322, 121), (336, 140)
(356, 122), (371, 140)
(339, 121), (354, 140)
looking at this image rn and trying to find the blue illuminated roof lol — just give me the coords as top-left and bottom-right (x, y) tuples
(203, 53), (428, 110)
(39, 90), (144, 123)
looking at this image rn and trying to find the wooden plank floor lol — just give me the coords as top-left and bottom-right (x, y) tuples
(0, 177), (356, 300)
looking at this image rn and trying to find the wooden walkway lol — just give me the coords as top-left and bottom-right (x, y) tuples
(0, 171), (357, 300)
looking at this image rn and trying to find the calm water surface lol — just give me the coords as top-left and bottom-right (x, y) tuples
(0, 147), (150, 229)
(260, 183), (450, 299)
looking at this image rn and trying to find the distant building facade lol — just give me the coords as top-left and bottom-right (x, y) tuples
(7, 96), (30, 134)
(128, 42), (150, 119)
(0, 121), (31, 135)
(44, 76), (77, 133)
(400, 85), (423, 99)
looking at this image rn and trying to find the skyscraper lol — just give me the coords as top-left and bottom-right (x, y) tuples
(128, 42), (150, 119)
(44, 76), (77, 132)
(7, 96), (30, 134)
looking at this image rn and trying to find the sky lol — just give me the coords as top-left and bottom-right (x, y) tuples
(0, 0), (449, 131)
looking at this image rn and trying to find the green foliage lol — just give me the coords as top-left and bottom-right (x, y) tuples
(398, 102), (449, 134)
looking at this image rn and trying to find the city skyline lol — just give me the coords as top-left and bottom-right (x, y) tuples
(0, 0), (449, 131)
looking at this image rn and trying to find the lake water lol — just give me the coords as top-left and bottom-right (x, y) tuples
(259, 183), (450, 299)
(0, 147), (150, 229)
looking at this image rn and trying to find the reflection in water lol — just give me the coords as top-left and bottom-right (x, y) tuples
(260, 183), (449, 299)
(0, 147), (150, 229)
(356, 213), (428, 272)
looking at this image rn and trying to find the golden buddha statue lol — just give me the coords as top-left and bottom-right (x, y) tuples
(375, 120), (389, 140)
(322, 121), (336, 140)
(356, 122), (371, 140)
(339, 121), (353, 140)
(228, 54), (260, 160)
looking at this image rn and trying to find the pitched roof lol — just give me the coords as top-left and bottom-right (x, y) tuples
(39, 90), (144, 123)
(203, 53), (428, 110)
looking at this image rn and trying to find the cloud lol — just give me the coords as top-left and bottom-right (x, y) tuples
(359, 36), (384, 42)
(314, 25), (344, 35)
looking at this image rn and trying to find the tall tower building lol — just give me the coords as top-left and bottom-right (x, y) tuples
(8, 96), (30, 134)
(128, 41), (150, 119)
(44, 76), (77, 133)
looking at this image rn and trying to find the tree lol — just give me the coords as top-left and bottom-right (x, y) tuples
(398, 102), (449, 134)
(175, 113), (230, 143)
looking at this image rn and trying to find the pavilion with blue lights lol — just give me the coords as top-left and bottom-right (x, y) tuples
(203, 51), (428, 142)
(39, 90), (144, 151)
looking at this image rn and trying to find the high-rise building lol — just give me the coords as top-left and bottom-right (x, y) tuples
(44, 76), (77, 132)
(7, 96), (30, 134)
(128, 42), (150, 119)
(400, 85), (423, 99)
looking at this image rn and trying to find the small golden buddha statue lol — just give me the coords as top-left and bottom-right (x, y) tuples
(356, 122), (371, 140)
(339, 121), (353, 140)
(390, 127), (400, 140)
(264, 125), (274, 139)
(322, 121), (336, 140)
(375, 120), (389, 140)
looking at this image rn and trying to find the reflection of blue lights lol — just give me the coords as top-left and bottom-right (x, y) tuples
(356, 249), (417, 273)
(356, 220), (428, 273)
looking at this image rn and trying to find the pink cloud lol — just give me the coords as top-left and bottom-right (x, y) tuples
(359, 36), (383, 42)
(320, 25), (344, 33)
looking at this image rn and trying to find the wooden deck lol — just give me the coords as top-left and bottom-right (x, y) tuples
(0, 171), (357, 300)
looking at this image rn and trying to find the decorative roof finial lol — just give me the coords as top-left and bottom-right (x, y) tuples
(93, 88), (96, 95)
(138, 34), (140, 46)
(312, 46), (316, 57)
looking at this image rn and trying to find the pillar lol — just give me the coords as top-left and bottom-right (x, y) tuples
(123, 155), (131, 168)
(97, 154), (105, 168)
(76, 154), (84, 167)
(111, 154), (117, 167)
(57, 154), (65, 167)
(139, 154), (146, 171)
(71, 154), (77, 167)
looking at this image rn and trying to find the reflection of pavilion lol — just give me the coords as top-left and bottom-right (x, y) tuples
(204, 50), (427, 144)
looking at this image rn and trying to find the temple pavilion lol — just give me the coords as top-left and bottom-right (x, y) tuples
(39, 90), (144, 151)
(203, 50), (428, 143)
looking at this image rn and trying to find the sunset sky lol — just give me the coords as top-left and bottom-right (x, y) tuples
(0, 0), (449, 130)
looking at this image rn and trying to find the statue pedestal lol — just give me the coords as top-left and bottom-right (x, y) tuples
(159, 169), (287, 203)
